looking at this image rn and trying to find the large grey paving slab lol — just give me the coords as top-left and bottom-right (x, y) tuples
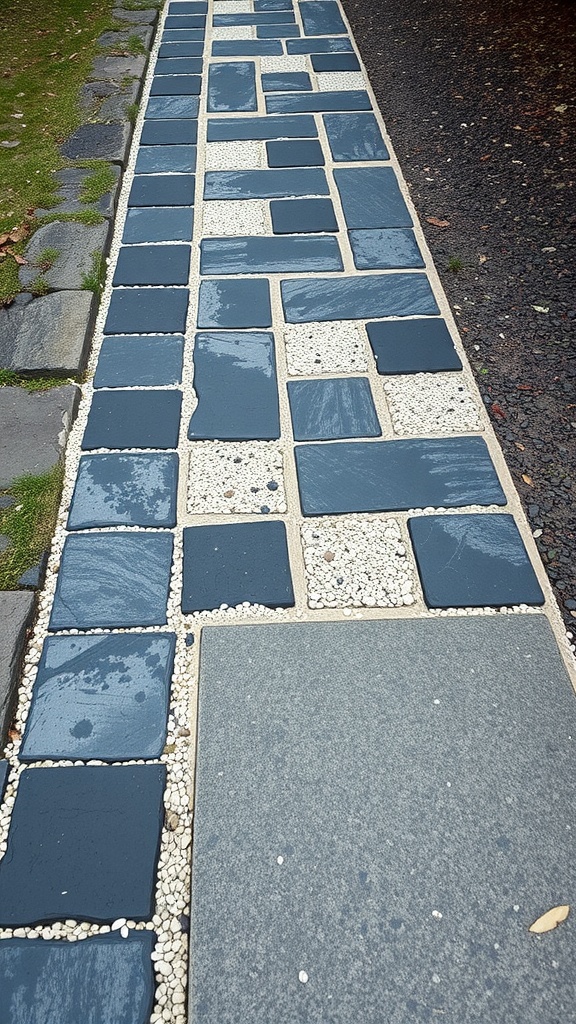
(191, 615), (576, 1024)
(60, 122), (132, 165)
(0, 592), (34, 747)
(0, 292), (97, 373)
(34, 166), (121, 220)
(19, 221), (111, 291)
(0, 386), (80, 489)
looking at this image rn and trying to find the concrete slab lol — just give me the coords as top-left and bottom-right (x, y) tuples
(0, 592), (34, 746)
(0, 292), (97, 373)
(0, 386), (80, 489)
(19, 222), (111, 292)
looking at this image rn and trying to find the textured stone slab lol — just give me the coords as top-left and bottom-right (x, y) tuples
(105, 287), (188, 333)
(266, 90), (371, 113)
(165, 13), (206, 27)
(60, 122), (132, 164)
(286, 36), (353, 52)
(113, 7), (158, 24)
(288, 377), (381, 440)
(0, 291), (97, 372)
(99, 80), (142, 122)
(135, 144), (197, 173)
(113, 244), (191, 285)
(197, 278), (272, 328)
(271, 197), (337, 233)
(0, 765), (166, 925)
(68, 453), (179, 528)
(82, 389), (182, 450)
(349, 228), (425, 269)
(123, 207), (194, 242)
(212, 40), (283, 56)
(128, 173), (195, 206)
(257, 23), (300, 37)
(295, 437), (506, 514)
(281, 274), (439, 321)
(163, 28), (205, 41)
(262, 71), (312, 91)
(0, 385), (80, 489)
(367, 318), (462, 374)
(155, 56), (203, 75)
(191, 615), (576, 1023)
(0, 592), (34, 746)
(200, 235), (343, 274)
(300, 0), (346, 34)
(334, 166), (412, 228)
(208, 61), (257, 112)
(0, 933), (156, 1024)
(35, 165), (121, 220)
(97, 25), (153, 48)
(213, 11), (295, 24)
(266, 138), (324, 166)
(150, 75), (202, 96)
(141, 118), (198, 144)
(204, 168), (329, 198)
(19, 221), (111, 291)
(323, 112), (389, 160)
(94, 335), (184, 387)
(20, 633), (175, 762)
(145, 95), (200, 117)
(158, 40), (204, 56)
(207, 114), (317, 140)
(312, 52), (360, 70)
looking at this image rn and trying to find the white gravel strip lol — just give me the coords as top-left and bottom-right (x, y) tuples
(204, 140), (265, 170)
(383, 372), (483, 435)
(188, 442), (287, 514)
(284, 321), (369, 375)
(315, 71), (367, 92)
(211, 25), (255, 39)
(202, 199), (269, 235)
(260, 55), (308, 73)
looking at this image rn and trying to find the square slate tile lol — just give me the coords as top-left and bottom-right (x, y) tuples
(287, 37), (353, 52)
(300, 1), (346, 35)
(123, 207), (194, 242)
(211, 40), (283, 56)
(128, 173), (195, 207)
(82, 390), (182, 450)
(288, 377), (380, 440)
(262, 72), (312, 91)
(0, 765), (166, 925)
(208, 60), (257, 112)
(188, 331), (280, 439)
(323, 112), (389, 160)
(266, 138), (324, 167)
(367, 318), (462, 374)
(94, 335), (184, 388)
(270, 197), (338, 233)
(182, 521), (294, 612)
(256, 24), (300, 37)
(334, 167), (412, 228)
(104, 288), (188, 334)
(0, 933), (156, 1024)
(409, 513), (545, 608)
(158, 41), (204, 57)
(200, 235), (342, 274)
(49, 532), (174, 630)
(349, 228), (425, 269)
(68, 453), (179, 529)
(197, 278), (272, 328)
(145, 95), (200, 117)
(281, 274), (439, 322)
(20, 634), (175, 762)
(113, 245), (190, 286)
(295, 437), (506, 515)
(141, 119), (198, 145)
(266, 91), (371, 114)
(135, 144), (196, 174)
(207, 114), (317, 140)
(204, 168), (329, 198)
(311, 52), (360, 71)
(154, 56), (203, 75)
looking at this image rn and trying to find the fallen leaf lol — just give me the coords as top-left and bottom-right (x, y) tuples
(480, 154), (492, 161)
(532, 305), (549, 314)
(522, 474), (534, 486)
(514, 442), (525, 451)
(9, 223), (29, 243)
(479, 255), (488, 264)
(426, 216), (450, 228)
(517, 384), (534, 391)
(3, 248), (27, 265)
(529, 905), (569, 934)
(490, 402), (506, 419)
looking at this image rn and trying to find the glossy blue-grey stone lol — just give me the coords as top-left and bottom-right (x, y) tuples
(300, 0), (346, 35)
(255, 0), (293, 8)
(409, 514), (545, 609)
(256, 23), (300, 36)
(158, 40), (204, 56)
(197, 278), (272, 328)
(367, 318), (462, 374)
(128, 173), (195, 207)
(165, 14), (205, 27)
(141, 118), (198, 145)
(135, 144), (196, 173)
(287, 36), (352, 52)
(281, 274), (439, 321)
(182, 522), (294, 612)
(169, 1), (207, 11)
(213, 11), (295, 24)
(349, 228), (425, 269)
(155, 56), (203, 74)
(0, 765), (166, 925)
(0, 933), (156, 1024)
(200, 235), (343, 274)
(145, 94), (200, 117)
(162, 28), (205, 41)
(190, 615), (576, 1024)
(288, 378), (380, 440)
(266, 90), (371, 113)
(68, 453), (179, 528)
(311, 51), (360, 70)
(323, 111), (389, 161)
(270, 197), (337, 233)
(207, 114), (317, 140)
(94, 335), (184, 388)
(266, 138), (324, 166)
(150, 74), (201, 95)
(262, 71), (312, 91)
(204, 168), (329, 199)
(0, 760), (8, 801)
(49, 532), (174, 630)
(82, 390), (182, 451)
(189, 331), (280, 440)
(113, 245), (190, 286)
(334, 167), (411, 227)
(211, 39), (282, 56)
(20, 634), (175, 762)
(104, 288), (188, 334)
(123, 205), (194, 242)
(295, 437), (506, 515)
(208, 61), (256, 112)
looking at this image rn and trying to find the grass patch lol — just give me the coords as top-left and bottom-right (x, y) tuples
(125, 101), (139, 125)
(79, 163), (117, 203)
(126, 34), (146, 55)
(0, 369), (75, 390)
(29, 275), (50, 296)
(447, 256), (464, 273)
(81, 250), (106, 294)
(36, 247), (60, 271)
(0, 465), (63, 590)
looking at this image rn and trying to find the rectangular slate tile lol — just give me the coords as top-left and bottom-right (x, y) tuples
(158, 41), (204, 56)
(281, 274), (439, 321)
(190, 615), (576, 1024)
(256, 24), (300, 37)
(165, 14), (206, 26)
(123, 207), (194, 242)
(266, 90), (371, 113)
(335, 167), (411, 227)
(294, 437), (506, 515)
(82, 389), (182, 450)
(270, 197), (337, 233)
(367, 318), (462, 374)
(213, 12), (295, 24)
(211, 40), (283, 56)
(68, 453), (179, 528)
(300, 0), (346, 35)
(189, 331), (280, 440)
(311, 52), (360, 70)
(105, 288), (188, 334)
(94, 335), (184, 388)
(288, 377), (380, 440)
(0, 933), (156, 1024)
(169, 1), (207, 11)
(161, 28), (205, 40)
(150, 74), (202, 95)
(409, 513), (544, 609)
(0, 765), (166, 924)
(154, 56), (203, 74)
(323, 112), (389, 161)
(141, 118), (198, 145)
(286, 36), (353, 52)
(349, 228), (425, 269)
(50, 533), (174, 630)
(197, 278), (272, 328)
(207, 114), (317, 140)
(113, 245), (191, 286)
(208, 61), (257, 112)
(128, 173), (195, 206)
(135, 144), (196, 174)
(255, 0), (293, 8)
(145, 95), (200, 118)
(204, 168), (329, 199)
(21, 633), (175, 762)
(200, 235), (343, 274)
(266, 139), (324, 166)
(182, 522), (294, 612)
(262, 71), (312, 91)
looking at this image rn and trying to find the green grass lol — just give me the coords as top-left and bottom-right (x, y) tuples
(29, 275), (50, 295)
(447, 256), (464, 273)
(36, 247), (60, 271)
(81, 250), (106, 294)
(126, 34), (146, 55)
(79, 163), (117, 203)
(0, 465), (63, 590)
(0, 369), (75, 390)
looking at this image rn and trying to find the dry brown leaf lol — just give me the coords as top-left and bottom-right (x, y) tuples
(479, 255), (488, 264)
(426, 216), (450, 229)
(9, 223), (29, 243)
(0, 232), (10, 246)
(514, 442), (525, 451)
(4, 248), (27, 265)
(522, 474), (534, 486)
(529, 905), (569, 934)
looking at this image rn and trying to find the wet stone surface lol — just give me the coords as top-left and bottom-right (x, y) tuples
(68, 453), (179, 529)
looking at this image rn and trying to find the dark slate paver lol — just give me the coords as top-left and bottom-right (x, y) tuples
(300, 0), (346, 34)
(270, 198), (338, 233)
(211, 40), (283, 56)
(94, 335), (184, 388)
(286, 36), (353, 52)
(158, 41), (204, 56)
(68, 453), (179, 529)
(123, 207), (194, 242)
(82, 389), (182, 450)
(266, 90), (371, 113)
(266, 139), (325, 166)
(145, 95), (200, 117)
(140, 118), (198, 144)
(311, 52), (360, 70)
(162, 28), (205, 41)
(182, 522), (294, 612)
(295, 437), (506, 514)
(208, 61), (257, 112)
(287, 378), (381, 440)
(323, 112), (389, 160)
(200, 235), (343, 274)
(0, 592), (34, 746)
(349, 228), (425, 269)
(262, 72), (312, 91)
(207, 114), (317, 140)
(367, 318), (462, 374)
(128, 173), (195, 206)
(151, 75), (202, 96)
(204, 168), (329, 199)
(281, 273), (439, 321)
(213, 11), (295, 24)
(409, 513), (545, 608)
(197, 278), (272, 328)
(155, 57), (203, 75)
(113, 244), (191, 285)
(135, 144), (197, 173)
(0, 765), (166, 925)
(0, 933), (156, 1024)
(334, 166), (412, 227)
(256, 24), (300, 37)
(49, 533), (173, 630)
(191, 616), (576, 1024)
(104, 288), (188, 334)
(188, 331), (280, 440)
(20, 634), (175, 762)
(0, 385), (79, 489)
